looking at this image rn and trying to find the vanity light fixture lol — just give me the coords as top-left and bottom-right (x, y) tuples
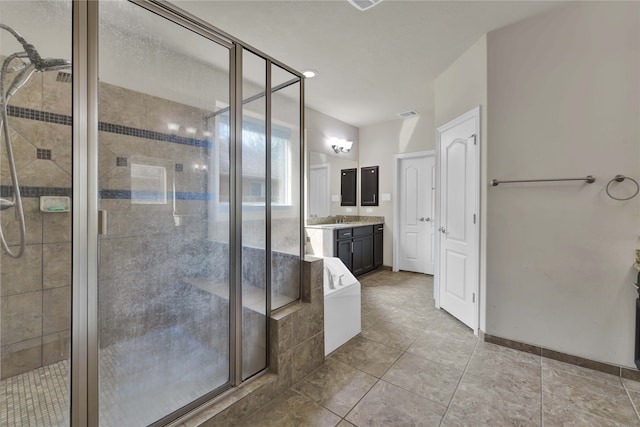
(331, 138), (354, 154)
(302, 69), (317, 79)
(185, 127), (197, 135)
(167, 123), (180, 133)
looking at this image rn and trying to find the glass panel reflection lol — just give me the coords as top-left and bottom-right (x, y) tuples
(241, 50), (267, 380)
(98, 1), (230, 424)
(271, 65), (301, 310)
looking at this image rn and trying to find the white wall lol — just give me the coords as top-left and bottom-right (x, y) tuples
(304, 108), (360, 219)
(358, 92), (434, 266)
(434, 34), (487, 330)
(305, 108), (359, 163)
(486, 1), (639, 367)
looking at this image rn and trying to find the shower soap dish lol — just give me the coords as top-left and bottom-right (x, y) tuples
(40, 196), (70, 213)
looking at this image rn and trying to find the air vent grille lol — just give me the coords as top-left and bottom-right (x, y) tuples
(56, 72), (72, 83)
(398, 110), (420, 119)
(347, 0), (384, 12)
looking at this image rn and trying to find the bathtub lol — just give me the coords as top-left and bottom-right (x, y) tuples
(323, 257), (361, 355)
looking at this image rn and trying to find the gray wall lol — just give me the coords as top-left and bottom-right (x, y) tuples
(486, 1), (639, 367)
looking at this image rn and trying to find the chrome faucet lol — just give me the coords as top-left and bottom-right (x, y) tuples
(326, 267), (335, 289)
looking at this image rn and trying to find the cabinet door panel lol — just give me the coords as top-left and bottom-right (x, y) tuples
(353, 235), (374, 275)
(336, 239), (352, 271)
(374, 232), (383, 268)
(361, 166), (379, 206)
(341, 168), (357, 206)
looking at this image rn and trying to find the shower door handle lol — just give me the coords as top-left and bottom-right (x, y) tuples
(98, 210), (108, 235)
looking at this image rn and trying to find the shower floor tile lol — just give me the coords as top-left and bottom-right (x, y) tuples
(1, 326), (229, 427)
(0, 360), (69, 427)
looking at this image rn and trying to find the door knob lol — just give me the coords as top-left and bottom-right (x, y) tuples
(418, 217), (425, 222)
(440, 227), (446, 234)
(425, 217), (431, 222)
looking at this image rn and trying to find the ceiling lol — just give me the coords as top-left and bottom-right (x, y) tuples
(174, 1), (564, 128)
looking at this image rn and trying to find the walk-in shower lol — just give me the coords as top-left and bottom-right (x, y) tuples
(1, 0), (302, 426)
(0, 23), (71, 259)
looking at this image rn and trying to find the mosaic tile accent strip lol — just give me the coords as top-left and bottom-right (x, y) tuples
(99, 190), (215, 201)
(98, 122), (213, 148)
(0, 186), (72, 198)
(6, 105), (212, 149)
(0, 186), (212, 200)
(6, 105), (72, 126)
(37, 148), (52, 160)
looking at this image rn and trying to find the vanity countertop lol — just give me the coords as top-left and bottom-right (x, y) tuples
(305, 222), (383, 230)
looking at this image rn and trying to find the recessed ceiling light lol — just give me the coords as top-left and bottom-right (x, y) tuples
(302, 69), (317, 79)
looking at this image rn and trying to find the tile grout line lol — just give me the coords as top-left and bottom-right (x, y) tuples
(438, 335), (480, 426)
(339, 276), (439, 425)
(622, 381), (640, 422)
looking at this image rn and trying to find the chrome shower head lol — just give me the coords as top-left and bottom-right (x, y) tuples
(0, 23), (71, 73)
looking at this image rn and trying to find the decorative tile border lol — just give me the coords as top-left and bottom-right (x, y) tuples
(0, 186), (213, 201)
(7, 105), (72, 126)
(1, 185), (72, 198)
(100, 190), (215, 201)
(7, 105), (212, 149)
(484, 334), (639, 380)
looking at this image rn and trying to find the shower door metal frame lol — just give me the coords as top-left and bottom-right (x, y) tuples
(72, 0), (305, 425)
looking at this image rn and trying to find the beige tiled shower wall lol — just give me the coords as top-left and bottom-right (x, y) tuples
(97, 81), (219, 349)
(0, 64), (72, 380)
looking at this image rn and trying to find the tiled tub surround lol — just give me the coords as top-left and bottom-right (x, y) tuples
(178, 256), (324, 427)
(0, 65), (72, 380)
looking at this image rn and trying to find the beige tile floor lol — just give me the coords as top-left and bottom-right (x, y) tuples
(239, 270), (640, 426)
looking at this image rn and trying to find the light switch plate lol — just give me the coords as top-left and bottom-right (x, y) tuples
(331, 195), (341, 202)
(381, 193), (391, 202)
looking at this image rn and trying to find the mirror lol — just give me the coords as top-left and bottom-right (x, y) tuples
(308, 151), (358, 218)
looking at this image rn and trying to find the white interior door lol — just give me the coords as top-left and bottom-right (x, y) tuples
(397, 154), (435, 274)
(309, 164), (330, 218)
(437, 107), (479, 330)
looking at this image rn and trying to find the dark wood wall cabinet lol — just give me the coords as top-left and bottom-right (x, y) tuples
(361, 166), (379, 206)
(334, 224), (383, 276)
(341, 168), (357, 206)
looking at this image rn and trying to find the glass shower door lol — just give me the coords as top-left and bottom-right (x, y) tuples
(97, 1), (231, 425)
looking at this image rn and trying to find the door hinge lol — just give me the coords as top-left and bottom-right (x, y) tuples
(472, 293), (476, 303)
(473, 214), (476, 224)
(470, 134), (477, 145)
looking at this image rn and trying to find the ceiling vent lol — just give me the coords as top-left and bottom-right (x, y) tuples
(347, 0), (384, 12)
(398, 110), (420, 119)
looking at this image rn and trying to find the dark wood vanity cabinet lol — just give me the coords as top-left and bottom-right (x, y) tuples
(336, 237), (353, 272)
(361, 166), (379, 206)
(374, 224), (384, 268)
(334, 224), (383, 276)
